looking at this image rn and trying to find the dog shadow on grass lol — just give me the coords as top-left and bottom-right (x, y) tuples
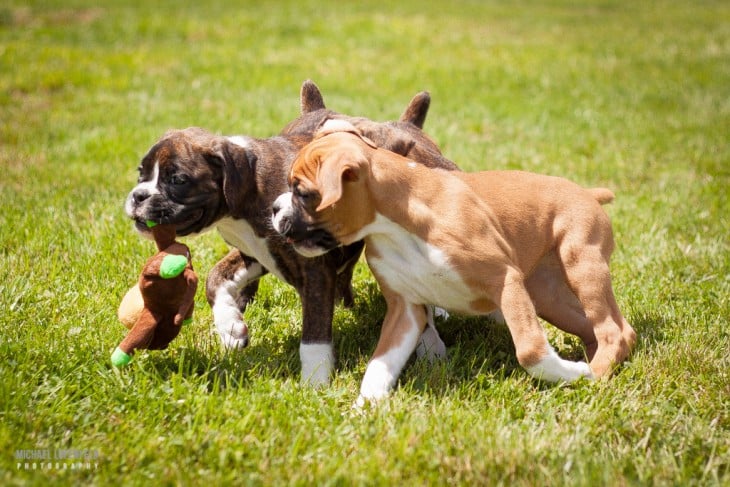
(331, 283), (595, 398)
(333, 281), (650, 398)
(627, 310), (667, 346)
(131, 328), (305, 392)
(130, 279), (649, 398)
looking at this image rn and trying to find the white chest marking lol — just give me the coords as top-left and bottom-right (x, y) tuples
(216, 217), (285, 281)
(364, 215), (477, 313)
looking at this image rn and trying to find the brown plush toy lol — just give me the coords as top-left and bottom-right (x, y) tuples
(111, 222), (198, 367)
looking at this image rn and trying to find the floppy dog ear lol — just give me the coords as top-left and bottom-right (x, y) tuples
(205, 138), (256, 218)
(399, 91), (430, 129)
(317, 161), (360, 212)
(300, 79), (326, 114)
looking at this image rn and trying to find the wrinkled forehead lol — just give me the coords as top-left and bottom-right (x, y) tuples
(141, 135), (194, 171)
(147, 135), (183, 161)
(291, 133), (364, 183)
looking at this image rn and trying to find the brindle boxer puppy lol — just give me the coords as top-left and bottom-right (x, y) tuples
(125, 81), (458, 385)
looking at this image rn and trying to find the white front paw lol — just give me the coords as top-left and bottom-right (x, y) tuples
(218, 329), (249, 350)
(358, 359), (395, 405)
(213, 298), (249, 350)
(300, 343), (334, 388)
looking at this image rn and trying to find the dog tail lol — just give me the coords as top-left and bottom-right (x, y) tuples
(588, 187), (615, 205)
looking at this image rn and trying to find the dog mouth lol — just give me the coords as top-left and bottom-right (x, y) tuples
(132, 208), (207, 237)
(284, 228), (341, 257)
(271, 207), (341, 257)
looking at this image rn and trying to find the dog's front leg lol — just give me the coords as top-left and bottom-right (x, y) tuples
(298, 262), (337, 387)
(357, 295), (427, 407)
(206, 249), (266, 350)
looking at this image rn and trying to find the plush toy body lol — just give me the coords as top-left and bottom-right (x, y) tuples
(112, 223), (198, 367)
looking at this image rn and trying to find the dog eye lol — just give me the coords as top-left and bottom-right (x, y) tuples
(294, 185), (313, 201)
(170, 174), (189, 186)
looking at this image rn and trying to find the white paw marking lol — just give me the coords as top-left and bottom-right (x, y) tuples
(211, 263), (262, 350)
(358, 359), (396, 405)
(212, 293), (249, 350)
(300, 343), (334, 387)
(524, 345), (594, 382)
(358, 308), (422, 404)
(218, 331), (249, 350)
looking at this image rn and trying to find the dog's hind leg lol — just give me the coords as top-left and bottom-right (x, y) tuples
(206, 249), (266, 350)
(526, 252), (598, 360)
(497, 268), (593, 383)
(557, 241), (636, 378)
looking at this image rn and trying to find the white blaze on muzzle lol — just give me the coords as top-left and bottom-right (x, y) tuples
(125, 162), (161, 217)
(271, 192), (294, 235)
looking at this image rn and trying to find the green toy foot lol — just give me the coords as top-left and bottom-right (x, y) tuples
(111, 347), (132, 367)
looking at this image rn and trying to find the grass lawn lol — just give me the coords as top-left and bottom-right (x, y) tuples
(1, 0), (728, 485)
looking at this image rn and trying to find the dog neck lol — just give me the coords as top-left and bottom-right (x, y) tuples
(366, 151), (459, 236)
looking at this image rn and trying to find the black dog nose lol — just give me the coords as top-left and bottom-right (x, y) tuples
(132, 189), (151, 204)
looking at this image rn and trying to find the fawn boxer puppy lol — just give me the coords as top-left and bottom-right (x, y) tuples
(273, 121), (636, 405)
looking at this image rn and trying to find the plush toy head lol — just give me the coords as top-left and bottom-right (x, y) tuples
(112, 222), (198, 367)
